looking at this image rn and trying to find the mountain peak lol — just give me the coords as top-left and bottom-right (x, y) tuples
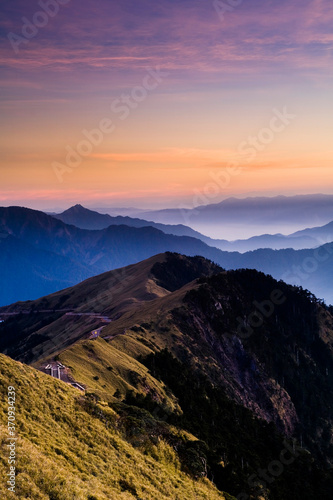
(53, 204), (113, 229)
(63, 204), (87, 213)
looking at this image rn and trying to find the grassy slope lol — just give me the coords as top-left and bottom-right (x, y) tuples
(47, 287), (198, 404)
(0, 254), (175, 364)
(0, 253), (169, 316)
(0, 253), (221, 366)
(57, 337), (180, 411)
(0, 353), (231, 500)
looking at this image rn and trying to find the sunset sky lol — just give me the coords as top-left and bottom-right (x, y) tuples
(1, 0), (333, 210)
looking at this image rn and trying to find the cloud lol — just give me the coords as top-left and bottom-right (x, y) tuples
(1, 0), (332, 82)
(1, 0), (332, 208)
(88, 147), (236, 167)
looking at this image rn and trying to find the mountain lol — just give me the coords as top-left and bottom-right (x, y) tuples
(53, 204), (120, 229)
(0, 352), (229, 500)
(52, 204), (333, 252)
(292, 220), (333, 243)
(223, 244), (333, 305)
(1, 253), (333, 499)
(52, 203), (219, 240)
(139, 194), (333, 239)
(2, 205), (333, 307)
(216, 231), (322, 252)
(0, 253), (222, 363)
(1, 206), (229, 269)
(0, 233), (92, 305)
(235, 219), (333, 253)
(0, 206), (230, 305)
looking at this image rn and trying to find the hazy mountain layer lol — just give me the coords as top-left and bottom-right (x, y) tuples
(52, 204), (333, 252)
(139, 194), (333, 239)
(1, 206), (333, 306)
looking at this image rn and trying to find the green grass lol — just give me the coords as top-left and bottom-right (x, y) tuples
(0, 353), (230, 499)
(57, 337), (179, 412)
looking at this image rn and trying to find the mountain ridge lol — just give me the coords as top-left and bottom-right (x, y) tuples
(2, 205), (333, 307)
(1, 252), (333, 499)
(138, 194), (333, 239)
(53, 204), (333, 252)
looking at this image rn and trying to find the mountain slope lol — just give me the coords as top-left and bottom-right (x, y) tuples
(0, 253), (222, 363)
(53, 203), (224, 243)
(223, 244), (333, 305)
(1, 252), (333, 445)
(0, 353), (229, 500)
(1, 253), (333, 499)
(88, 260), (333, 445)
(0, 206), (230, 305)
(0, 233), (93, 306)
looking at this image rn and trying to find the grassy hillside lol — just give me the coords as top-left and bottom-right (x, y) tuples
(57, 336), (180, 412)
(1, 253), (333, 499)
(0, 253), (220, 363)
(0, 353), (230, 500)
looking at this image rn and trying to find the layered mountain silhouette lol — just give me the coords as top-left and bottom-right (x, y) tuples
(1, 205), (333, 306)
(0, 206), (227, 305)
(53, 203), (222, 241)
(139, 194), (333, 239)
(1, 253), (333, 499)
(0, 233), (91, 305)
(53, 204), (333, 252)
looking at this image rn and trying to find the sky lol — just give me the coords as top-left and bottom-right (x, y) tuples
(0, 0), (333, 210)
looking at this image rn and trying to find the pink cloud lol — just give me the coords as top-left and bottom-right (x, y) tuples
(1, 0), (332, 83)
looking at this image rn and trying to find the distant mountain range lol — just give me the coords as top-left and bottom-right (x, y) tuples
(53, 204), (333, 252)
(138, 194), (333, 239)
(0, 206), (230, 305)
(1, 204), (333, 306)
(53, 204), (208, 239)
(0, 233), (91, 305)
